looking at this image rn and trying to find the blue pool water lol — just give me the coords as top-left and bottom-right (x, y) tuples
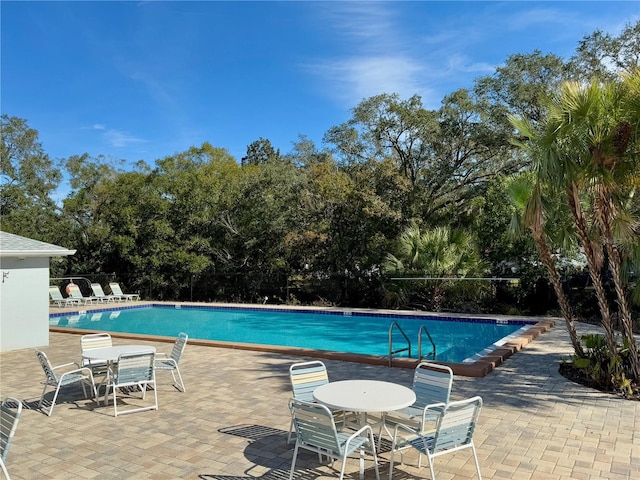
(50, 304), (533, 363)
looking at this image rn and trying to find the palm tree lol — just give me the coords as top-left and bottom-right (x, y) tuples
(511, 70), (640, 381)
(508, 176), (584, 356)
(383, 223), (487, 310)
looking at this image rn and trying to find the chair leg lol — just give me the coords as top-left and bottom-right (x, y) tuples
(1, 456), (10, 480)
(388, 442), (396, 480)
(287, 417), (294, 444)
(38, 384), (49, 410)
(173, 367), (185, 392)
(288, 443), (299, 480)
(113, 385), (119, 417)
(47, 385), (62, 417)
(427, 453), (436, 480)
(471, 444), (482, 479)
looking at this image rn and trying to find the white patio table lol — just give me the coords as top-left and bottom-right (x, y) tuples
(82, 345), (156, 405)
(313, 379), (416, 441)
(82, 345), (156, 364)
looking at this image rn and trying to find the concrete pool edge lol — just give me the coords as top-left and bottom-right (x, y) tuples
(49, 301), (557, 377)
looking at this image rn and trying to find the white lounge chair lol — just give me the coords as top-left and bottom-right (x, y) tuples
(90, 283), (118, 303)
(49, 286), (81, 307)
(108, 282), (140, 301)
(65, 283), (97, 305)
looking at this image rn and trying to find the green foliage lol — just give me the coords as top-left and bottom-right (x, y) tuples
(0, 115), (68, 243)
(383, 223), (489, 311)
(571, 334), (633, 396)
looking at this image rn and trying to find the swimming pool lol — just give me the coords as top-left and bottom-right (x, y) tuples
(49, 304), (538, 365)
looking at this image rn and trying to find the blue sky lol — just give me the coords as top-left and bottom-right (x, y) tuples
(2, 1), (638, 170)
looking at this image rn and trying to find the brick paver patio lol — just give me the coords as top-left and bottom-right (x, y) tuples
(1, 316), (639, 479)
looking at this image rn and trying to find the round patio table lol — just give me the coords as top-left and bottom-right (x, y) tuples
(313, 379), (415, 413)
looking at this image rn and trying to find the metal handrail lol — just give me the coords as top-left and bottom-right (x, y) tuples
(417, 324), (436, 361)
(388, 321), (411, 367)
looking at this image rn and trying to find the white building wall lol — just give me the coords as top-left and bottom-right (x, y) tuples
(0, 256), (50, 352)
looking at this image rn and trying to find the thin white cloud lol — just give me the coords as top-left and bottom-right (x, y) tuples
(103, 129), (147, 148)
(306, 56), (435, 106)
(93, 124), (106, 130)
(304, 2), (491, 109)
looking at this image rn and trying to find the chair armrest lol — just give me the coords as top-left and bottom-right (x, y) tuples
(53, 361), (81, 370)
(421, 401), (446, 423)
(154, 352), (169, 359)
(58, 367), (94, 380)
(344, 423), (376, 451)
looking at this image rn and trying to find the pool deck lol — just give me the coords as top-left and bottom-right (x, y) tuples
(0, 304), (639, 479)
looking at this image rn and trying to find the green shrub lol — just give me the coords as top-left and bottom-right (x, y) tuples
(572, 334), (633, 395)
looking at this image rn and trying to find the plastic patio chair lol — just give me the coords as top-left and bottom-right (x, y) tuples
(287, 360), (351, 444)
(104, 351), (158, 417)
(388, 396), (483, 480)
(80, 333), (113, 378)
(154, 332), (188, 392)
(289, 398), (380, 480)
(35, 350), (97, 417)
(381, 361), (453, 446)
(1, 397), (22, 480)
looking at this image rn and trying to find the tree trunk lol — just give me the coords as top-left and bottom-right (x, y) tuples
(566, 183), (618, 354)
(596, 192), (640, 381)
(531, 230), (584, 356)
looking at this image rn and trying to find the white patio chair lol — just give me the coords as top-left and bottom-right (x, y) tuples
(287, 360), (350, 444)
(381, 361), (453, 446)
(388, 396), (483, 480)
(35, 350), (97, 417)
(104, 351), (157, 416)
(289, 398), (380, 480)
(80, 333), (113, 378)
(1, 397), (22, 480)
(154, 332), (188, 392)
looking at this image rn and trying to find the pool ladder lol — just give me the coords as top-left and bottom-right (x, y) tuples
(388, 321), (437, 367)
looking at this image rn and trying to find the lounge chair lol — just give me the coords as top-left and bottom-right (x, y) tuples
(90, 283), (118, 303)
(1, 397), (22, 480)
(49, 286), (81, 307)
(388, 396), (483, 479)
(66, 283), (97, 305)
(108, 282), (140, 301)
(36, 350), (97, 417)
(154, 332), (188, 392)
(289, 398), (380, 480)
(104, 351), (158, 416)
